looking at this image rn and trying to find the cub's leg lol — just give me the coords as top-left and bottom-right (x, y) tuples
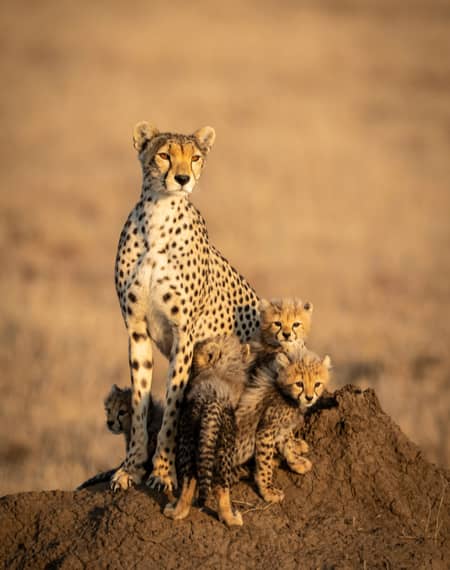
(164, 479), (197, 520)
(216, 487), (243, 527)
(254, 428), (285, 503)
(111, 320), (153, 491)
(215, 410), (243, 527)
(164, 398), (198, 519)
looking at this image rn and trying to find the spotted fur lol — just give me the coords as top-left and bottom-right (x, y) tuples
(234, 346), (331, 502)
(76, 385), (163, 490)
(112, 123), (259, 492)
(164, 335), (253, 527)
(250, 297), (313, 369)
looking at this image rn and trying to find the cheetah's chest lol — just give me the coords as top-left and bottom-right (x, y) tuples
(119, 197), (209, 355)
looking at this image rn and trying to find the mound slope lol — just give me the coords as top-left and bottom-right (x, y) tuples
(1, 386), (448, 569)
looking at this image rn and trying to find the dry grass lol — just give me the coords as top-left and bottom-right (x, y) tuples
(0, 0), (449, 495)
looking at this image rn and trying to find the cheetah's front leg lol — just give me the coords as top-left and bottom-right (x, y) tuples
(149, 333), (194, 492)
(111, 322), (153, 491)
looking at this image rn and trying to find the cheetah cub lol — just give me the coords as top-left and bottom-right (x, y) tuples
(103, 384), (164, 457)
(235, 346), (331, 503)
(164, 335), (253, 527)
(76, 385), (163, 490)
(251, 297), (313, 366)
(244, 297), (314, 458)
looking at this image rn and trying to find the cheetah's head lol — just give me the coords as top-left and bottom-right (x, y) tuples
(132, 122), (216, 195)
(192, 335), (253, 377)
(274, 347), (331, 411)
(259, 298), (313, 351)
(103, 384), (132, 435)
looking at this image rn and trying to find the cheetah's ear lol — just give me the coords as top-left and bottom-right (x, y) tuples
(193, 126), (216, 153)
(322, 355), (332, 370)
(258, 298), (271, 314)
(240, 343), (254, 365)
(133, 121), (160, 152)
(241, 343), (251, 359)
(274, 352), (291, 370)
(206, 343), (221, 365)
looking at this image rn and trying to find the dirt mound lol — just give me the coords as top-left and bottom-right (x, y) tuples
(1, 386), (448, 569)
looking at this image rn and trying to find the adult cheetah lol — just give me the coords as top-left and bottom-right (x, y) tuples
(112, 122), (259, 492)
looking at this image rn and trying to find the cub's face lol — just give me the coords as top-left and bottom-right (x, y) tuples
(277, 354), (331, 410)
(133, 122), (216, 195)
(259, 298), (313, 350)
(104, 385), (131, 435)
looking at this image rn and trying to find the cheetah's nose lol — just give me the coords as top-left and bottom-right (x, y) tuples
(282, 332), (291, 340)
(175, 174), (190, 186)
(107, 420), (114, 428)
(305, 395), (314, 402)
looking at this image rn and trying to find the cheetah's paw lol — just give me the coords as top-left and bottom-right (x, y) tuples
(110, 466), (141, 492)
(147, 455), (178, 493)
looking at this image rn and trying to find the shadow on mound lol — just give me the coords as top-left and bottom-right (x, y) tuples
(0, 386), (448, 569)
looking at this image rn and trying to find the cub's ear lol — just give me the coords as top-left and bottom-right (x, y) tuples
(241, 343), (251, 359)
(274, 352), (291, 370)
(205, 342), (221, 365)
(133, 121), (160, 152)
(322, 355), (332, 370)
(193, 126), (216, 153)
(303, 301), (313, 313)
(240, 343), (255, 365)
(258, 298), (271, 314)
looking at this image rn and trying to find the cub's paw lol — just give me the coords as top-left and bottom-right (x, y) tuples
(163, 501), (190, 520)
(220, 509), (244, 527)
(260, 486), (285, 503)
(295, 439), (309, 454)
(288, 456), (312, 475)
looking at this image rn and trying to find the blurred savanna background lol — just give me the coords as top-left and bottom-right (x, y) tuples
(0, 0), (449, 495)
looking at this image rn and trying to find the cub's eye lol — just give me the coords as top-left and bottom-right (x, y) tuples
(118, 410), (127, 416)
(292, 322), (301, 328)
(314, 382), (322, 389)
(191, 155), (201, 162)
(157, 152), (170, 160)
(273, 321), (282, 327)
(295, 381), (304, 388)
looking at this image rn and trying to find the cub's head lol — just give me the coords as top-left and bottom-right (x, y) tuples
(274, 347), (331, 410)
(103, 384), (132, 435)
(132, 122), (216, 195)
(192, 335), (253, 377)
(259, 298), (313, 351)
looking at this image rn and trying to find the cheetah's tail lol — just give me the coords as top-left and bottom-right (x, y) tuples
(76, 468), (117, 490)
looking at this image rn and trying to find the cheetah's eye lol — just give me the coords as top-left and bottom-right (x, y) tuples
(118, 410), (127, 416)
(191, 155), (201, 162)
(292, 322), (301, 328)
(273, 321), (282, 327)
(157, 152), (170, 160)
(295, 381), (304, 389)
(314, 382), (322, 389)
